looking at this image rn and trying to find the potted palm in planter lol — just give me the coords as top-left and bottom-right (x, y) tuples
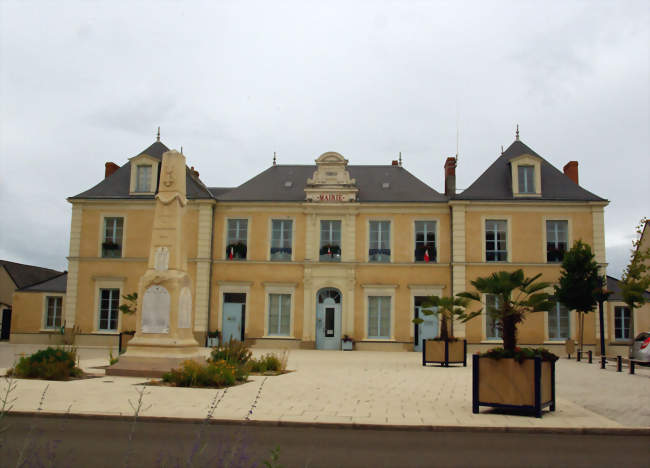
(341, 334), (355, 351)
(414, 295), (479, 367)
(458, 270), (557, 418)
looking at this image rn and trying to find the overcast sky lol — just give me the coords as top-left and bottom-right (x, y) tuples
(0, 1), (648, 278)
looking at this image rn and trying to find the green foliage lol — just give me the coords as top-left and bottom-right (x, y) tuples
(118, 292), (138, 315)
(412, 295), (479, 341)
(209, 338), (252, 366)
(263, 446), (284, 468)
(621, 218), (650, 309)
(554, 240), (601, 314)
(248, 353), (284, 373)
(458, 269), (553, 351)
(162, 359), (248, 388)
(109, 350), (119, 366)
(9, 347), (81, 380)
(480, 347), (559, 363)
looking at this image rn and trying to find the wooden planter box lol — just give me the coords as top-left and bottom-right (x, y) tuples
(472, 355), (556, 418)
(341, 340), (354, 351)
(422, 339), (467, 367)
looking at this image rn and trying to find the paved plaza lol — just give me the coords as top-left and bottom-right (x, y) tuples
(1, 344), (648, 431)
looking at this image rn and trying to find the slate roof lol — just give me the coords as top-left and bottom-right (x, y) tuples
(606, 275), (650, 302)
(0, 260), (63, 289)
(70, 141), (213, 200)
(456, 140), (606, 202)
(216, 165), (447, 203)
(19, 272), (68, 293)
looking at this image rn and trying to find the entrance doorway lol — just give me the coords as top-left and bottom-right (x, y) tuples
(414, 297), (438, 352)
(222, 293), (245, 343)
(315, 288), (341, 350)
(0, 307), (11, 341)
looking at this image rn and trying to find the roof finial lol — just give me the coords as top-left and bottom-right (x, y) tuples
(156, 126), (160, 142)
(273, 152), (277, 166)
(515, 124), (519, 141)
(180, 146), (183, 154)
(501, 145), (504, 154)
(398, 152), (402, 166)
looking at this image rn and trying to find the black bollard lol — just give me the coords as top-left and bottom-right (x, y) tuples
(629, 360), (635, 375)
(577, 350), (581, 362)
(588, 350), (593, 363)
(601, 356), (606, 369)
(617, 355), (622, 372)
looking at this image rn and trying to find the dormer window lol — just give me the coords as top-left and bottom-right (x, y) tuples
(518, 165), (535, 193)
(136, 165), (152, 192)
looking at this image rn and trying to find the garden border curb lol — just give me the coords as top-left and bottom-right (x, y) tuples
(7, 411), (650, 436)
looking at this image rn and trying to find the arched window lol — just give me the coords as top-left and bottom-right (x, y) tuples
(317, 288), (341, 304)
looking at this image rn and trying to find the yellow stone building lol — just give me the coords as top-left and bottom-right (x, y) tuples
(9, 132), (649, 353)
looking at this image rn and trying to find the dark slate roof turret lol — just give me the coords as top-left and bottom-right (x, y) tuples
(456, 140), (606, 202)
(216, 165), (446, 202)
(70, 140), (213, 200)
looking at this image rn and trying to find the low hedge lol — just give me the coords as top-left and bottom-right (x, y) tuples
(9, 347), (82, 380)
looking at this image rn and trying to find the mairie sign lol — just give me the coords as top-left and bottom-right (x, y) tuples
(318, 193), (345, 202)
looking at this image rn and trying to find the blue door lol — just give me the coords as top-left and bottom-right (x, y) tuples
(315, 288), (342, 350)
(223, 302), (243, 343)
(414, 305), (438, 352)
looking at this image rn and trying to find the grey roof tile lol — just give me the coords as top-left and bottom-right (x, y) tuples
(606, 275), (650, 302)
(19, 272), (68, 293)
(456, 140), (606, 202)
(217, 165), (446, 202)
(71, 141), (213, 200)
(0, 260), (63, 289)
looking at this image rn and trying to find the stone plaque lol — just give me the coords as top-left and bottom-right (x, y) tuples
(178, 287), (192, 329)
(154, 246), (169, 271)
(141, 285), (170, 334)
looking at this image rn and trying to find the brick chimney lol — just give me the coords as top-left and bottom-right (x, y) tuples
(190, 166), (200, 178)
(105, 162), (119, 178)
(563, 161), (579, 184)
(444, 157), (457, 197)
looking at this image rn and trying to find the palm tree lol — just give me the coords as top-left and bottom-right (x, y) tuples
(413, 295), (479, 341)
(458, 270), (554, 351)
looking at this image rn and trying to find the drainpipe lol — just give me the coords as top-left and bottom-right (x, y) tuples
(205, 203), (216, 346)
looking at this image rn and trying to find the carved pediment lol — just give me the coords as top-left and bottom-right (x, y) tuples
(305, 151), (358, 202)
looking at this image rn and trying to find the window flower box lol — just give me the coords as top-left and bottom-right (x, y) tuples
(226, 242), (247, 260)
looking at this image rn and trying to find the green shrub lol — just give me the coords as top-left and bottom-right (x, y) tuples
(9, 347), (81, 380)
(248, 353), (283, 373)
(209, 338), (252, 366)
(162, 359), (248, 388)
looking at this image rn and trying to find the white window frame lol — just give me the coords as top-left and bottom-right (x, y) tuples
(362, 284), (396, 341)
(414, 220), (437, 262)
(545, 220), (569, 263)
(319, 219), (342, 262)
(547, 302), (570, 341)
(42, 295), (64, 330)
(98, 214), (127, 258)
(93, 278), (124, 333)
(269, 218), (294, 261)
(98, 288), (120, 332)
(135, 165), (153, 192)
(225, 218), (249, 260)
(484, 294), (503, 341)
(102, 216), (124, 258)
(128, 154), (159, 195)
(484, 219), (508, 263)
(263, 283), (296, 338)
(517, 165), (535, 193)
(367, 296), (391, 339)
(614, 306), (632, 341)
(368, 220), (391, 263)
(510, 154), (542, 197)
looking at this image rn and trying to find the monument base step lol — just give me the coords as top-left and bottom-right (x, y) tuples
(105, 355), (206, 378)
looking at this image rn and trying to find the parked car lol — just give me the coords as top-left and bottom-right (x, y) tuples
(629, 332), (650, 364)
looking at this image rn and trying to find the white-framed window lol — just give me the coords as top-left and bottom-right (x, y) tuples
(135, 165), (152, 192)
(102, 217), (124, 258)
(548, 302), (570, 340)
(98, 288), (120, 331)
(270, 220), (293, 261)
(44, 296), (63, 329)
(485, 220), (507, 262)
(414, 221), (436, 262)
(614, 306), (632, 340)
(485, 294), (502, 340)
(268, 293), (291, 336)
(369, 221), (390, 262)
(320, 220), (341, 262)
(518, 165), (535, 193)
(546, 220), (568, 263)
(226, 219), (248, 260)
(368, 296), (391, 339)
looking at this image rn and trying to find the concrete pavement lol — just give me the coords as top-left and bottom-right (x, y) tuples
(1, 344), (648, 431)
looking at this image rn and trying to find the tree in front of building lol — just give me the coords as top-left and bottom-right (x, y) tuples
(412, 295), (479, 341)
(458, 270), (554, 351)
(621, 217), (650, 310)
(554, 240), (601, 352)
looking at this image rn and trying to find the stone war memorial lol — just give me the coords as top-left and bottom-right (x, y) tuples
(107, 149), (203, 377)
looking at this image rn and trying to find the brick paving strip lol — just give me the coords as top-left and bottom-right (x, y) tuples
(2, 346), (649, 434)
